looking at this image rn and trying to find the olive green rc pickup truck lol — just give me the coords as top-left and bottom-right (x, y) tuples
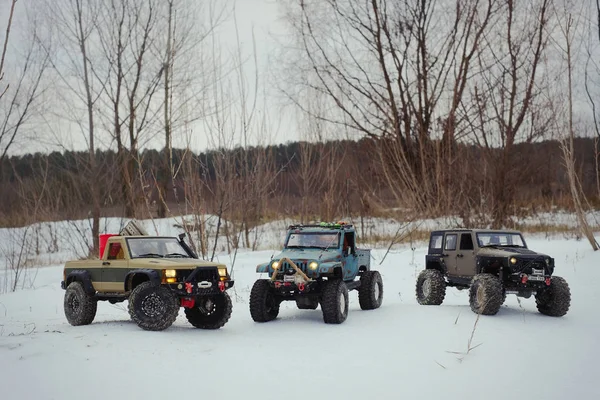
(61, 232), (234, 331)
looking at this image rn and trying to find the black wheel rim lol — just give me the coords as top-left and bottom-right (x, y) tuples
(141, 293), (166, 318)
(199, 298), (216, 315)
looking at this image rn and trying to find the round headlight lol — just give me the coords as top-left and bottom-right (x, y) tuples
(309, 261), (318, 270)
(272, 261), (280, 269)
(510, 257), (517, 265)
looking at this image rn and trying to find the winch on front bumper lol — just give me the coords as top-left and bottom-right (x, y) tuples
(167, 266), (234, 297)
(166, 279), (234, 297)
(269, 278), (318, 295)
(507, 268), (551, 289)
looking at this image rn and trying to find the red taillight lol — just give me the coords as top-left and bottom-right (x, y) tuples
(185, 282), (193, 294)
(521, 275), (528, 284)
(218, 281), (225, 292)
(545, 277), (551, 286)
(274, 281), (281, 289)
(298, 283), (305, 292)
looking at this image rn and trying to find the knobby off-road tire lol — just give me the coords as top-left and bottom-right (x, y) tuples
(185, 293), (233, 329)
(415, 269), (446, 305)
(249, 279), (280, 322)
(128, 281), (179, 331)
(535, 276), (571, 317)
(64, 281), (97, 326)
(320, 279), (349, 324)
(469, 274), (503, 315)
(358, 271), (384, 310)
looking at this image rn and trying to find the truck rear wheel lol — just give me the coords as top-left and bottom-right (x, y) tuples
(249, 279), (280, 322)
(358, 270), (383, 310)
(185, 293), (232, 329)
(416, 269), (446, 305)
(64, 281), (97, 326)
(469, 274), (503, 315)
(320, 279), (349, 324)
(535, 276), (571, 317)
(128, 281), (179, 331)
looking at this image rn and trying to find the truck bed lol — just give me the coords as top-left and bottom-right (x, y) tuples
(356, 249), (371, 268)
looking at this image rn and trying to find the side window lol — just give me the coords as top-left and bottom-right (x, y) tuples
(107, 243), (124, 260)
(460, 233), (474, 250)
(444, 234), (457, 251)
(343, 232), (355, 255)
(429, 234), (443, 251)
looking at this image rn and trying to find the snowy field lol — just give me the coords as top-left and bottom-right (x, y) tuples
(1, 217), (599, 400)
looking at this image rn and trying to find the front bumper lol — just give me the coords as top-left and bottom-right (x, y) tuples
(507, 272), (551, 289)
(269, 279), (318, 295)
(166, 279), (234, 297)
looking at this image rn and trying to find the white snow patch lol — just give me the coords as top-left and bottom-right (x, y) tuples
(0, 234), (599, 400)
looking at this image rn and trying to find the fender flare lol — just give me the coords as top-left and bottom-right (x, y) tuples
(65, 270), (95, 295)
(125, 269), (161, 291)
(426, 259), (447, 275)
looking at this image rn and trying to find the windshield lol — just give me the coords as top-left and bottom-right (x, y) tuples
(285, 232), (340, 249)
(126, 237), (190, 258)
(476, 232), (526, 248)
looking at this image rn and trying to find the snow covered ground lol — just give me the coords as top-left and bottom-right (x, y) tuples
(1, 225), (599, 400)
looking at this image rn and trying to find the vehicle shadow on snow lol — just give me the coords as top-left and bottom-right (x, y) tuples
(438, 303), (568, 322)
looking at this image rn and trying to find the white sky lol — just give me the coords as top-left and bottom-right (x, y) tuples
(1, 0), (299, 156)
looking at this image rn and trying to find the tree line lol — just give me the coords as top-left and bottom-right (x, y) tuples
(1, 136), (598, 226)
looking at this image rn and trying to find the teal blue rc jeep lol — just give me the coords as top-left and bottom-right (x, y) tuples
(249, 222), (383, 324)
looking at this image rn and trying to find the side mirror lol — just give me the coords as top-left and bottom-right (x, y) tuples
(178, 233), (186, 241)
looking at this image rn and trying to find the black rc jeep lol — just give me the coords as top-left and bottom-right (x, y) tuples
(416, 229), (571, 316)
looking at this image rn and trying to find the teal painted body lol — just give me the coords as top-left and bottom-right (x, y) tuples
(256, 225), (368, 282)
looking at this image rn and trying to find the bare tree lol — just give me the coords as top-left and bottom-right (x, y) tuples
(0, 0), (17, 99)
(554, 2), (598, 249)
(468, 0), (552, 227)
(282, 0), (499, 217)
(41, 0), (104, 254)
(157, 0), (231, 218)
(0, 2), (50, 169)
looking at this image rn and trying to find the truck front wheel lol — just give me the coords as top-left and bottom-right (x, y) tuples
(249, 279), (280, 322)
(64, 281), (97, 326)
(535, 276), (571, 317)
(320, 279), (349, 324)
(185, 293), (233, 329)
(128, 281), (179, 331)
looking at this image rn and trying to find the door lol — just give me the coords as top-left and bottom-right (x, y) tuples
(443, 233), (458, 275)
(456, 233), (476, 276)
(342, 232), (358, 280)
(100, 242), (129, 292)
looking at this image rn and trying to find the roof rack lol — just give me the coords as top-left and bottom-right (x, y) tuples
(119, 220), (149, 236)
(288, 222), (354, 230)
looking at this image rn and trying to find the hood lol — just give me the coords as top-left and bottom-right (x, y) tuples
(129, 258), (225, 269)
(274, 248), (340, 263)
(477, 247), (548, 258)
